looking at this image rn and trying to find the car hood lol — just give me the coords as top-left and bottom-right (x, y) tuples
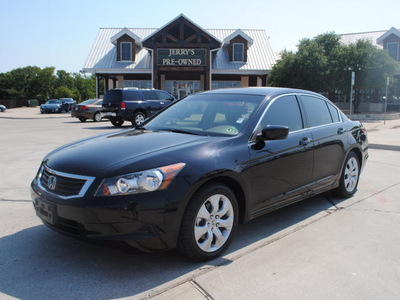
(44, 129), (211, 177)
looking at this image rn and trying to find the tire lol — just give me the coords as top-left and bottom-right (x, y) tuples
(132, 111), (146, 126)
(178, 183), (239, 261)
(79, 117), (87, 122)
(334, 152), (360, 198)
(111, 119), (124, 127)
(93, 112), (102, 122)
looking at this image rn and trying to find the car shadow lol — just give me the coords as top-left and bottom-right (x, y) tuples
(0, 193), (345, 299)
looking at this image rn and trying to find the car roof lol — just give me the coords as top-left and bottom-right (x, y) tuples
(201, 87), (324, 99)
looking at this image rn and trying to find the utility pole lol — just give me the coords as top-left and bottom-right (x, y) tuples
(349, 71), (355, 115)
(384, 77), (389, 125)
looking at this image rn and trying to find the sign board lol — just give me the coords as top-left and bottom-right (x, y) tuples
(351, 71), (355, 86)
(157, 49), (206, 66)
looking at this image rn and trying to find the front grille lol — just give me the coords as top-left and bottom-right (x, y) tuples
(38, 165), (95, 199)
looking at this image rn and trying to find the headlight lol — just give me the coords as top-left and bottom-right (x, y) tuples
(95, 163), (186, 196)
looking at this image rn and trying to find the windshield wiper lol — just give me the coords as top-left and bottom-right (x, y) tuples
(158, 128), (206, 136)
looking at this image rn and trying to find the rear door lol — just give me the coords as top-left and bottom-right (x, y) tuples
(142, 90), (163, 116)
(299, 94), (346, 190)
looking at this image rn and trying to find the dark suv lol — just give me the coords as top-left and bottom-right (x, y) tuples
(102, 88), (175, 127)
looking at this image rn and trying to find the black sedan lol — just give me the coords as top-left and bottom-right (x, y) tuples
(40, 99), (68, 113)
(71, 99), (103, 122)
(31, 87), (368, 260)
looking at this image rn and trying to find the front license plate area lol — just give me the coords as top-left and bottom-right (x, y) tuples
(34, 199), (55, 225)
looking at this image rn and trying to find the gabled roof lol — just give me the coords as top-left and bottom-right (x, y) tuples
(377, 27), (400, 45)
(110, 28), (142, 46)
(142, 13), (221, 46)
(340, 30), (386, 48)
(83, 28), (277, 74)
(222, 29), (254, 47)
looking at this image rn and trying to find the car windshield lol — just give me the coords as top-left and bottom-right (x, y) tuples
(143, 93), (264, 136)
(47, 100), (61, 104)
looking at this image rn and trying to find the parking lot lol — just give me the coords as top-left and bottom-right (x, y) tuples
(1, 107), (400, 299)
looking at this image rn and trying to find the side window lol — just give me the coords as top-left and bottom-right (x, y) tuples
(261, 95), (303, 132)
(327, 103), (340, 123)
(142, 91), (157, 100)
(233, 43), (244, 62)
(124, 91), (141, 100)
(301, 95), (333, 127)
(156, 91), (173, 101)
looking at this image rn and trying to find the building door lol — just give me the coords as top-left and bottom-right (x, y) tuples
(166, 81), (201, 99)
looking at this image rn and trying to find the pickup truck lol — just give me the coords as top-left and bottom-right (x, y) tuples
(101, 88), (175, 127)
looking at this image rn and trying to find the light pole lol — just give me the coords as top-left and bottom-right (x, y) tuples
(384, 77), (389, 125)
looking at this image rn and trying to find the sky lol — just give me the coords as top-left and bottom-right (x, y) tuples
(0, 0), (399, 74)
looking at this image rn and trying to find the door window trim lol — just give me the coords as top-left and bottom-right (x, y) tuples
(250, 93), (306, 141)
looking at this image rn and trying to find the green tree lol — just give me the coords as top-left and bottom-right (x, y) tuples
(340, 40), (399, 112)
(53, 86), (76, 99)
(268, 33), (398, 109)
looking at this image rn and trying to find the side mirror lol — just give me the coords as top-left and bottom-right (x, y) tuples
(256, 125), (289, 142)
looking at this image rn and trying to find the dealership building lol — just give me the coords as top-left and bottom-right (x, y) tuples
(83, 14), (277, 99)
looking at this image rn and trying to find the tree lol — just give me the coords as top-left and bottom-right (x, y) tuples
(340, 40), (399, 112)
(0, 66), (96, 103)
(268, 33), (399, 109)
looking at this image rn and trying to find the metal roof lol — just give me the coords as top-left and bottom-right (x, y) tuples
(83, 28), (276, 74)
(340, 30), (387, 48)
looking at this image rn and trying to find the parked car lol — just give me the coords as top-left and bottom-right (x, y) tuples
(60, 98), (77, 111)
(40, 99), (68, 113)
(31, 87), (368, 260)
(101, 88), (175, 127)
(0, 104), (6, 112)
(71, 99), (103, 122)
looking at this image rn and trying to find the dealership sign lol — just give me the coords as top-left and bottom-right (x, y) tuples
(157, 49), (206, 66)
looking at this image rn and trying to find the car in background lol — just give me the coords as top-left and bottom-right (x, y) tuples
(31, 87), (368, 260)
(101, 88), (175, 127)
(60, 98), (77, 111)
(0, 104), (6, 112)
(40, 99), (68, 113)
(71, 99), (103, 122)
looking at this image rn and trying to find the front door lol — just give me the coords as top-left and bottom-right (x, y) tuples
(248, 94), (314, 215)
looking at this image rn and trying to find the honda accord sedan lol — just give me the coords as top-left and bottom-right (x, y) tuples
(31, 87), (368, 260)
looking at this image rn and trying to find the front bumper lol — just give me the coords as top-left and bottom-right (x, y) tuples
(31, 178), (183, 252)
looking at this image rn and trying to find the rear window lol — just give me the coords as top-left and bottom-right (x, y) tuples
(103, 90), (122, 104)
(124, 90), (141, 100)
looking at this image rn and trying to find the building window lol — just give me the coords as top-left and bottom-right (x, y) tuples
(124, 80), (151, 88)
(121, 42), (132, 61)
(387, 42), (399, 61)
(211, 81), (241, 90)
(233, 43), (244, 62)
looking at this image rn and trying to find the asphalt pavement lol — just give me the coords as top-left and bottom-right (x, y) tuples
(0, 107), (399, 299)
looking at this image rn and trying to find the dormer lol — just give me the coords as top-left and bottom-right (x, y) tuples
(223, 29), (253, 63)
(377, 27), (400, 61)
(111, 28), (142, 62)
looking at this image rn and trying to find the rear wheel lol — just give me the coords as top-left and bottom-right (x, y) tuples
(111, 119), (124, 127)
(79, 117), (87, 122)
(334, 152), (360, 198)
(178, 183), (239, 261)
(132, 111), (146, 126)
(93, 112), (102, 122)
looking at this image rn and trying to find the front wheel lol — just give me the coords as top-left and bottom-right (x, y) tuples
(178, 183), (239, 261)
(132, 111), (146, 126)
(111, 119), (124, 127)
(334, 152), (360, 198)
(79, 117), (87, 122)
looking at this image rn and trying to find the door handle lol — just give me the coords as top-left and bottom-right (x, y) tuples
(337, 128), (345, 134)
(299, 137), (312, 145)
